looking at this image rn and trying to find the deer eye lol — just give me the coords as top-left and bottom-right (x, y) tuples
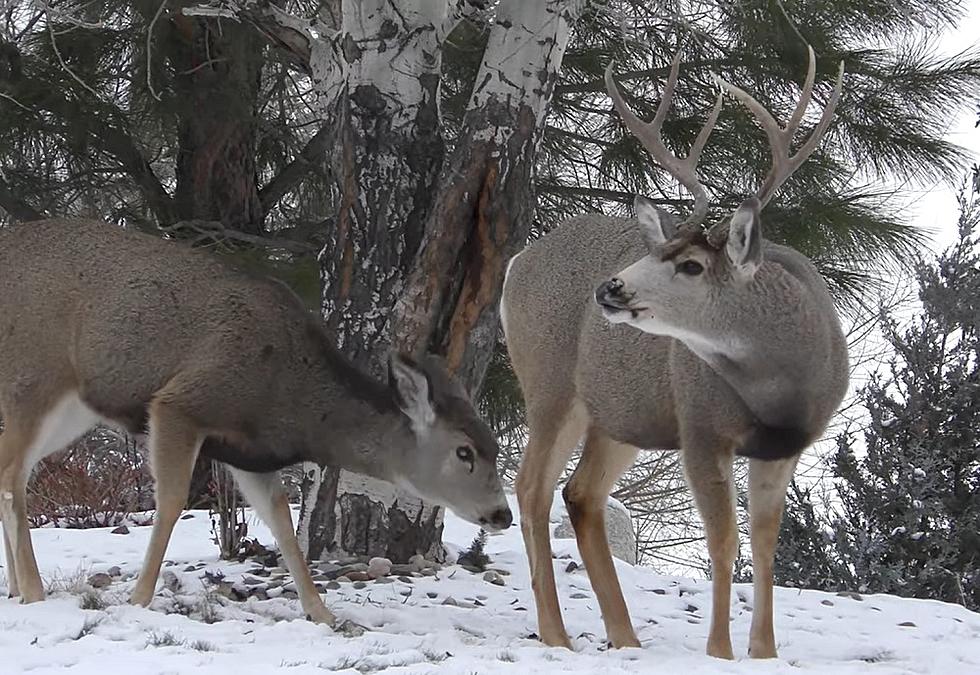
(456, 446), (475, 469)
(678, 260), (704, 276)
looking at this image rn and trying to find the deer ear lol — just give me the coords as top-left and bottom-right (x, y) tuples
(726, 197), (762, 279)
(634, 195), (675, 251)
(388, 352), (436, 431)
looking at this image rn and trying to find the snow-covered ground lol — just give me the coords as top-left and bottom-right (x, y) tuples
(1, 495), (978, 674)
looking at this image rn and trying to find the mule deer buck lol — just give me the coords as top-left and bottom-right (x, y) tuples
(0, 219), (512, 626)
(502, 46), (848, 658)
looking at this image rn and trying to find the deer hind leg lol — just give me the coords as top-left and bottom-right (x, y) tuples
(0, 395), (99, 603)
(747, 456), (799, 659)
(228, 467), (336, 626)
(562, 428), (640, 648)
(130, 400), (201, 607)
(516, 402), (587, 649)
(683, 439), (738, 660)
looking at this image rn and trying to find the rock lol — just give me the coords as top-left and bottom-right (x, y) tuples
(821, 599), (834, 606)
(346, 571), (371, 582)
(110, 525), (129, 535)
(180, 514), (194, 520)
(184, 565), (198, 573)
(242, 576), (266, 586)
(482, 570), (505, 587)
(106, 566), (122, 577)
(161, 570), (180, 593)
(553, 496), (636, 565)
(367, 557), (392, 579)
(426, 591), (438, 599)
(420, 568), (437, 577)
(490, 568), (510, 576)
(441, 596), (458, 606)
(352, 581), (367, 590)
(397, 576), (414, 584)
(570, 592), (589, 599)
(389, 564), (416, 576)
(336, 576), (351, 584)
(461, 564), (484, 574)
(316, 563), (342, 578)
(374, 576), (394, 584)
(325, 581), (341, 591)
(651, 589), (666, 595)
(87, 572), (113, 589)
(565, 561), (580, 573)
(898, 621), (917, 627)
(408, 554), (439, 573)
(249, 568), (271, 577)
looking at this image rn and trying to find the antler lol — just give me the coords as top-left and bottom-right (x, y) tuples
(707, 46), (845, 245)
(605, 50), (724, 231)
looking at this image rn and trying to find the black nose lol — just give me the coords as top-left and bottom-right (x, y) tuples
(489, 507), (513, 530)
(595, 277), (630, 308)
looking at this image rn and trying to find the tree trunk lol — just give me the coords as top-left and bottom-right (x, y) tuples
(165, 2), (267, 235)
(393, 0), (576, 391)
(299, 0), (447, 562)
(297, 0), (578, 562)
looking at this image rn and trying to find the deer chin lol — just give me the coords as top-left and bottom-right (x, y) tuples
(600, 304), (650, 324)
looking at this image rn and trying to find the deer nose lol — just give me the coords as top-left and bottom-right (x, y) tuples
(490, 507), (513, 529)
(595, 277), (630, 308)
(480, 506), (513, 530)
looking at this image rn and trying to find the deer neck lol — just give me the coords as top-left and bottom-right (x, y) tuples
(679, 335), (803, 429)
(300, 392), (415, 484)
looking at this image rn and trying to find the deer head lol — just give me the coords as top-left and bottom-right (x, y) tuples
(595, 47), (844, 347)
(387, 353), (512, 531)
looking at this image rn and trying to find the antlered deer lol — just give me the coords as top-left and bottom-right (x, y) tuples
(502, 46), (848, 658)
(0, 219), (512, 626)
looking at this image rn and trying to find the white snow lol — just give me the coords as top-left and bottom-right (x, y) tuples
(2, 494), (979, 674)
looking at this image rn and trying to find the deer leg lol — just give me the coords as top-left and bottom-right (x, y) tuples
(563, 429), (640, 648)
(516, 404), (587, 649)
(683, 442), (737, 660)
(0, 426), (44, 602)
(3, 525), (19, 597)
(747, 456), (798, 659)
(228, 467), (336, 626)
(0, 423), (26, 598)
(1, 397), (98, 603)
(131, 402), (201, 607)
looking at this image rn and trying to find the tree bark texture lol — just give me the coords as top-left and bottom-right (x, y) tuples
(163, 3), (267, 235)
(393, 0), (576, 392)
(291, 0), (578, 562)
(302, 0), (448, 562)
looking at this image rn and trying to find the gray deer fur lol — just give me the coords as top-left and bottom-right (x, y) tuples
(0, 218), (511, 624)
(502, 44), (849, 659)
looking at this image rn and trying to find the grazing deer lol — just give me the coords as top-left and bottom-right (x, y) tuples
(502, 47), (848, 658)
(0, 219), (512, 626)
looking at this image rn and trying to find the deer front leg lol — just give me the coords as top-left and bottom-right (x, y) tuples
(747, 456), (799, 659)
(3, 525), (19, 597)
(683, 442), (737, 660)
(516, 407), (585, 649)
(563, 429), (640, 648)
(0, 424), (45, 603)
(131, 402), (201, 607)
(228, 468), (335, 626)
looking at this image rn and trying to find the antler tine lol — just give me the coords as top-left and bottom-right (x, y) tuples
(715, 48), (845, 210)
(605, 49), (722, 230)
